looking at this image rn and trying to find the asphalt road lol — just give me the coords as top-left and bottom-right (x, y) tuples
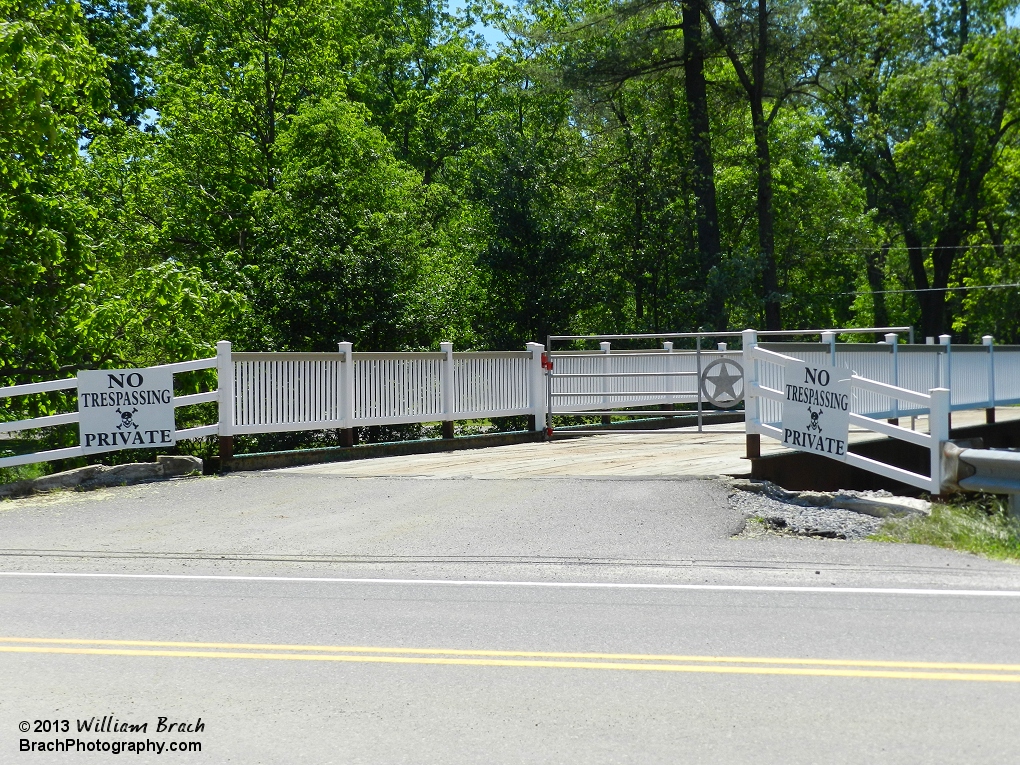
(3, 474), (1020, 763)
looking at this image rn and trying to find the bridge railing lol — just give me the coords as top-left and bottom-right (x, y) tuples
(224, 342), (543, 436)
(4, 331), (1020, 471)
(758, 336), (1020, 419)
(548, 348), (742, 412)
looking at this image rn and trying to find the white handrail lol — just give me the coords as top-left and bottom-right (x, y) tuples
(4, 335), (1020, 472)
(0, 377), (77, 399)
(850, 374), (932, 407)
(0, 411), (79, 435)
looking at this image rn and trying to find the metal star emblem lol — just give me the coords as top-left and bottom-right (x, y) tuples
(706, 361), (742, 401)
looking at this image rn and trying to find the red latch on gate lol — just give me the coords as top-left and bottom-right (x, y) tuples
(541, 352), (553, 371)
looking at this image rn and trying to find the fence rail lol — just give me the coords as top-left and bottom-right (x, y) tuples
(757, 341), (1020, 417)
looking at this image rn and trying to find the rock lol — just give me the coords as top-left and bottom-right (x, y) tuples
(793, 491), (832, 507)
(82, 462), (162, 489)
(28, 465), (107, 492)
(725, 478), (929, 518)
(0, 455), (203, 499)
(0, 466), (107, 498)
(731, 490), (885, 540)
(830, 494), (931, 518)
(157, 455), (203, 476)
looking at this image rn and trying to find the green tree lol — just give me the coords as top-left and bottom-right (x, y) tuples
(149, 0), (349, 271)
(0, 0), (105, 383)
(815, 0), (1020, 337)
(249, 98), (439, 350)
(701, 0), (820, 330)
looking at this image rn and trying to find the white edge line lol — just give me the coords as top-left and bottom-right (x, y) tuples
(0, 572), (1019, 597)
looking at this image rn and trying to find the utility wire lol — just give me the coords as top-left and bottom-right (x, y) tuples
(825, 243), (1019, 251)
(841, 282), (1020, 296)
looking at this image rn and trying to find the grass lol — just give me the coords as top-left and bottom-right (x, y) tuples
(871, 494), (1020, 563)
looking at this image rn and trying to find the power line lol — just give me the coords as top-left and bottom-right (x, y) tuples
(827, 243), (1020, 251)
(842, 282), (1020, 296)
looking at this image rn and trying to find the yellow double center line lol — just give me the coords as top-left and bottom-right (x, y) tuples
(2, 637), (1019, 682)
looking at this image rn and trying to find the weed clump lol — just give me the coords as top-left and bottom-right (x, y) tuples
(872, 494), (1020, 562)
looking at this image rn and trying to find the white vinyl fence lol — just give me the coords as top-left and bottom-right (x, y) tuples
(758, 334), (1020, 419)
(0, 342), (547, 467)
(223, 341), (544, 436)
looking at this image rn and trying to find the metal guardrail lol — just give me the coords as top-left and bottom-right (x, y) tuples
(943, 443), (1020, 515)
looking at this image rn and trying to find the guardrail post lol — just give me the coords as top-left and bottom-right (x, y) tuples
(742, 329), (760, 459)
(885, 333), (899, 424)
(600, 341), (611, 426)
(526, 342), (545, 431)
(216, 340), (233, 465)
(821, 331), (836, 367)
(983, 335), (995, 424)
(338, 341), (355, 446)
(441, 342), (455, 439)
(929, 387), (951, 496)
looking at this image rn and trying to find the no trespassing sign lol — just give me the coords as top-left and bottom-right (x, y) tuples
(781, 361), (851, 462)
(77, 368), (176, 455)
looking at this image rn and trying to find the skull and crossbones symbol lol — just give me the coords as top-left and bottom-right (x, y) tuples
(806, 407), (823, 433)
(116, 407), (139, 430)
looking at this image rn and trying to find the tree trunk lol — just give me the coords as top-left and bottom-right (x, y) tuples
(865, 243), (890, 330)
(682, 0), (725, 330)
(901, 228), (944, 339)
(701, 0), (781, 329)
(750, 102), (781, 330)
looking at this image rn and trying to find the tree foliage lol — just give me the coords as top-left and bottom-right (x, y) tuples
(3, 0), (1020, 404)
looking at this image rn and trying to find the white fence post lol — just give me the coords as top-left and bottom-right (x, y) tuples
(526, 342), (545, 431)
(821, 330), (836, 367)
(338, 341), (354, 445)
(440, 342), (454, 439)
(600, 341), (611, 425)
(885, 333), (899, 421)
(983, 335), (995, 423)
(742, 329), (759, 458)
(663, 341), (675, 412)
(929, 387), (951, 495)
(216, 340), (233, 462)
(939, 333), (952, 387)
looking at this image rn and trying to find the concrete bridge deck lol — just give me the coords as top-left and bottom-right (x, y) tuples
(276, 407), (1020, 480)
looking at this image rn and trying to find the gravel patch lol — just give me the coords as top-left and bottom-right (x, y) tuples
(730, 485), (886, 540)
